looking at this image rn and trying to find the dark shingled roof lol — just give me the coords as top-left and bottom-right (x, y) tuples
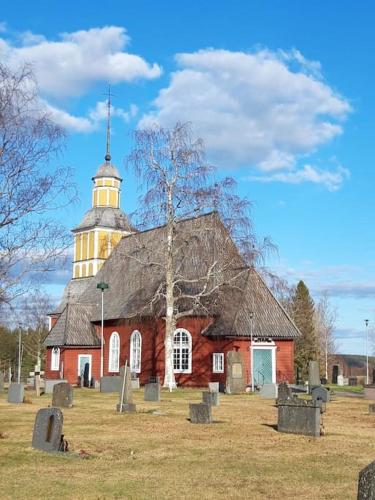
(45, 303), (99, 347)
(52, 277), (93, 314)
(45, 212), (300, 347)
(72, 206), (133, 233)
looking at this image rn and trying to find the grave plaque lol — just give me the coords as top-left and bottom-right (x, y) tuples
(7, 383), (24, 404)
(117, 365), (136, 413)
(226, 351), (245, 394)
(144, 382), (161, 402)
(32, 407), (64, 452)
(189, 403), (212, 424)
(202, 391), (220, 406)
(52, 382), (73, 408)
(358, 460), (375, 499)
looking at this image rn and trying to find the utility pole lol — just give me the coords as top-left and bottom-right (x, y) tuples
(17, 323), (22, 384)
(365, 319), (369, 385)
(97, 282), (109, 378)
(250, 312), (254, 392)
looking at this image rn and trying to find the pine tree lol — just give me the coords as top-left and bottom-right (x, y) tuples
(292, 280), (319, 381)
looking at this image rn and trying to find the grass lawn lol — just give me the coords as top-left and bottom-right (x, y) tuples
(1, 388), (374, 499)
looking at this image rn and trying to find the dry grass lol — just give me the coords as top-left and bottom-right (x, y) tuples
(0, 388), (374, 499)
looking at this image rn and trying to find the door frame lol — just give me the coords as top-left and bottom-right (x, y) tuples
(252, 341), (277, 384)
(78, 354), (92, 381)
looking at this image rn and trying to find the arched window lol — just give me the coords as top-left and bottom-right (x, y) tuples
(51, 347), (60, 371)
(130, 330), (142, 373)
(108, 332), (120, 372)
(173, 328), (192, 373)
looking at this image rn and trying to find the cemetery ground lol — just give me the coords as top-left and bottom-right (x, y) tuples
(1, 389), (374, 499)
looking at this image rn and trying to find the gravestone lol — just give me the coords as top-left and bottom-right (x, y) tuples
(278, 382), (293, 401)
(364, 385), (375, 400)
(332, 365), (339, 384)
(131, 378), (140, 389)
(208, 382), (219, 393)
(45, 379), (68, 394)
(368, 404), (375, 414)
(308, 360), (320, 390)
(337, 374), (344, 386)
(52, 382), (73, 408)
(349, 377), (358, 386)
(7, 383), (24, 404)
(296, 367), (302, 385)
(202, 391), (220, 406)
(278, 398), (321, 437)
(117, 365), (136, 413)
(0, 372), (4, 393)
(358, 460), (375, 499)
(100, 376), (121, 393)
(260, 383), (278, 399)
(189, 403), (212, 424)
(144, 382), (161, 402)
(311, 386), (330, 403)
(373, 369), (375, 385)
(32, 407), (64, 452)
(83, 363), (90, 388)
(226, 351), (245, 394)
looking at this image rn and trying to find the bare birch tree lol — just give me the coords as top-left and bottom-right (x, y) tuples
(126, 122), (271, 389)
(314, 293), (337, 379)
(0, 63), (76, 306)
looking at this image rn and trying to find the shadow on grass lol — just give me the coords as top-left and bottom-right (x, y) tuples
(186, 419), (225, 424)
(261, 423), (278, 431)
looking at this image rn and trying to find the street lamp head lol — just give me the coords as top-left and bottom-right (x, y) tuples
(365, 319), (369, 327)
(97, 282), (109, 291)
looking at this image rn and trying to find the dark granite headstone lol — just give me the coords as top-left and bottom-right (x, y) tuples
(117, 365), (136, 413)
(32, 407), (64, 452)
(144, 382), (161, 402)
(278, 382), (293, 402)
(189, 403), (212, 424)
(0, 372), (4, 393)
(83, 363), (90, 388)
(332, 365), (339, 384)
(226, 351), (245, 394)
(349, 377), (358, 386)
(358, 460), (375, 499)
(311, 386), (330, 403)
(52, 382), (73, 408)
(7, 383), (24, 404)
(202, 391), (220, 406)
(278, 398), (321, 437)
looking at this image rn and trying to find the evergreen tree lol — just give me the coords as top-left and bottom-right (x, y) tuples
(292, 280), (319, 380)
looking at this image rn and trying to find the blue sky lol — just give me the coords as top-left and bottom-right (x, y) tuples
(2, 1), (375, 354)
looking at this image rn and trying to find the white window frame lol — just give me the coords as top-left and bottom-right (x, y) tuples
(51, 347), (60, 371)
(108, 331), (120, 372)
(130, 330), (142, 373)
(173, 328), (192, 374)
(213, 353), (224, 373)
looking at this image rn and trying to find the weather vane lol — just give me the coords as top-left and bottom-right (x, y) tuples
(103, 85), (115, 163)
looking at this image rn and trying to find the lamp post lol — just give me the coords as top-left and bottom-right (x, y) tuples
(365, 319), (369, 385)
(97, 282), (109, 378)
(17, 323), (22, 384)
(250, 311), (254, 392)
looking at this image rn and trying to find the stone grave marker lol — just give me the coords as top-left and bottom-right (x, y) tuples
(349, 377), (357, 386)
(278, 398), (321, 437)
(117, 365), (136, 413)
(52, 382), (73, 408)
(0, 372), (4, 393)
(260, 383), (278, 399)
(226, 351), (245, 394)
(7, 383), (24, 404)
(368, 404), (375, 414)
(45, 379), (68, 394)
(100, 376), (121, 393)
(131, 378), (140, 389)
(208, 382), (219, 393)
(311, 386), (330, 403)
(358, 459), (375, 499)
(189, 402), (212, 424)
(202, 391), (220, 406)
(144, 382), (161, 402)
(32, 407), (64, 452)
(337, 374), (344, 386)
(308, 360), (320, 390)
(278, 382), (293, 401)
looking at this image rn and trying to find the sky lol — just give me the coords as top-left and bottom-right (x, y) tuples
(1, 0), (375, 354)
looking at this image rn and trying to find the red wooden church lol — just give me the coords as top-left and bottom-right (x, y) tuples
(44, 149), (299, 388)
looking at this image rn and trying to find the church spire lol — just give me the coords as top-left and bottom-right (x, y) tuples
(105, 85), (113, 163)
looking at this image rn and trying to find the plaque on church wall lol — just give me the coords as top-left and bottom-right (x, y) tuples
(232, 363), (243, 379)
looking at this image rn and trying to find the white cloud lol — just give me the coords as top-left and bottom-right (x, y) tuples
(140, 48), (351, 176)
(43, 99), (138, 133)
(246, 164), (350, 191)
(0, 26), (161, 98)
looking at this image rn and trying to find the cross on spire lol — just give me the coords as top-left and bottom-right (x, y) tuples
(104, 85), (115, 163)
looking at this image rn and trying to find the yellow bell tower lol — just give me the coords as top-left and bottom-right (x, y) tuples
(71, 90), (132, 279)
